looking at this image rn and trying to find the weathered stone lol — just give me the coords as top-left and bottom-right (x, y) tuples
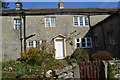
(71, 63), (78, 68)
(63, 66), (73, 72)
(58, 73), (67, 78)
(55, 69), (63, 75)
(73, 63), (80, 78)
(45, 70), (52, 78)
(67, 71), (73, 76)
(64, 75), (73, 79)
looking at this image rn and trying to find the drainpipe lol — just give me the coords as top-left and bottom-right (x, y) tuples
(22, 13), (26, 53)
(87, 14), (92, 36)
(20, 13), (23, 54)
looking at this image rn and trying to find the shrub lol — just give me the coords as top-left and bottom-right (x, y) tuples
(65, 56), (77, 64)
(91, 51), (113, 60)
(2, 60), (16, 68)
(21, 43), (56, 66)
(107, 63), (116, 79)
(71, 48), (89, 62)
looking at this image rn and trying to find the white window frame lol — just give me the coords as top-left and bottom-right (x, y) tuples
(73, 16), (89, 26)
(75, 37), (92, 48)
(14, 19), (21, 29)
(28, 40), (47, 47)
(45, 17), (55, 27)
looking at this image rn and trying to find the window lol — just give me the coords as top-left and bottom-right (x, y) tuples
(45, 17), (55, 27)
(14, 19), (21, 29)
(28, 41), (33, 47)
(93, 37), (98, 48)
(107, 31), (115, 45)
(28, 40), (46, 47)
(73, 16), (89, 26)
(75, 37), (92, 48)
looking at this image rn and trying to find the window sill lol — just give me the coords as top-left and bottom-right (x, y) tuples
(77, 47), (92, 49)
(74, 25), (89, 27)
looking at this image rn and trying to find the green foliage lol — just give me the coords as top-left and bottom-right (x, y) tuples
(92, 51), (113, 60)
(2, 60), (16, 68)
(107, 63), (116, 80)
(71, 48), (89, 62)
(65, 56), (77, 64)
(2, 44), (57, 78)
(21, 47), (56, 67)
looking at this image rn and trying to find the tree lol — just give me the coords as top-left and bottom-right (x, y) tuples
(0, 0), (9, 9)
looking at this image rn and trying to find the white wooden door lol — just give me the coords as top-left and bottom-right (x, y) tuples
(55, 40), (64, 59)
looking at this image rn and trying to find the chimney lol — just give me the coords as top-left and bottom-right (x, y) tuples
(58, 0), (64, 9)
(15, 1), (23, 10)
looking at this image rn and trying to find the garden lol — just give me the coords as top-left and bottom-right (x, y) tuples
(1, 43), (118, 79)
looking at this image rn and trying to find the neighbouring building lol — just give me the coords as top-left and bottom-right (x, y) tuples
(92, 11), (120, 58)
(1, 1), (119, 61)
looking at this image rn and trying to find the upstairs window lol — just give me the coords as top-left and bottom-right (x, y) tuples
(28, 40), (47, 47)
(45, 17), (55, 27)
(75, 37), (92, 48)
(107, 31), (115, 45)
(73, 16), (89, 26)
(14, 19), (21, 29)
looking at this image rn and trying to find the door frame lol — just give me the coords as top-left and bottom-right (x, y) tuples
(53, 34), (66, 59)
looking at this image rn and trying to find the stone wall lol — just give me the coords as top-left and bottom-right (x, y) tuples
(45, 63), (80, 79)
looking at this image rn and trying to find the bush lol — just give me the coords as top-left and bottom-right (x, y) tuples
(21, 43), (56, 66)
(2, 60), (16, 68)
(2, 43), (57, 78)
(71, 48), (89, 62)
(107, 63), (116, 79)
(91, 51), (113, 60)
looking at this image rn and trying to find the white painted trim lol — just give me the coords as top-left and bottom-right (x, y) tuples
(54, 36), (66, 59)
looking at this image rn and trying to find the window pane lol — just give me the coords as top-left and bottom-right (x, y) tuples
(45, 18), (50, 27)
(108, 31), (115, 44)
(51, 17), (55, 27)
(77, 43), (80, 48)
(14, 19), (21, 29)
(81, 43), (86, 47)
(81, 38), (85, 42)
(36, 41), (40, 47)
(84, 17), (89, 25)
(79, 17), (83, 26)
(18, 20), (21, 23)
(29, 41), (33, 47)
(87, 42), (91, 47)
(74, 17), (78, 26)
(77, 38), (79, 42)
(87, 38), (90, 42)
(42, 40), (46, 43)
(74, 17), (78, 21)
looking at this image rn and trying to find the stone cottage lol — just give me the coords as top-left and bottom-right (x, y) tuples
(91, 10), (120, 58)
(1, 1), (118, 61)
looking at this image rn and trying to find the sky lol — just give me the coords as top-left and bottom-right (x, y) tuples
(8, 2), (119, 9)
(5, 0), (120, 2)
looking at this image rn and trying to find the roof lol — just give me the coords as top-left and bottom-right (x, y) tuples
(92, 11), (120, 29)
(2, 8), (119, 16)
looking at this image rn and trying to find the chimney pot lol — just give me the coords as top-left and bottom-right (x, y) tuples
(58, 1), (64, 9)
(15, 2), (23, 10)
